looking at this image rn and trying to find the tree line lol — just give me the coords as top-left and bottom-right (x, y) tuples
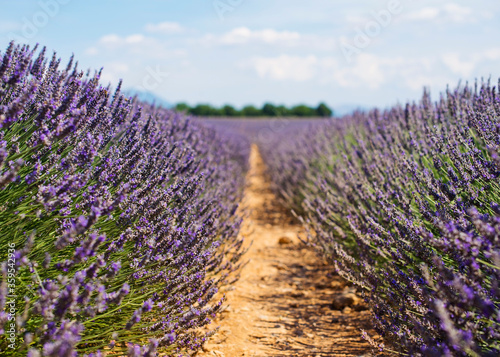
(174, 102), (333, 117)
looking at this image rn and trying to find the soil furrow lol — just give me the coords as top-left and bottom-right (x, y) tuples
(198, 144), (383, 357)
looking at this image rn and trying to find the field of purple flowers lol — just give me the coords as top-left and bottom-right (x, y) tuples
(2, 39), (500, 357)
(260, 83), (500, 355)
(0, 42), (249, 356)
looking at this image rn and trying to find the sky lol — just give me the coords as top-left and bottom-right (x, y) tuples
(1, 0), (499, 113)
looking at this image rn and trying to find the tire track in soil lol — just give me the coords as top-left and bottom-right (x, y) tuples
(197, 144), (384, 357)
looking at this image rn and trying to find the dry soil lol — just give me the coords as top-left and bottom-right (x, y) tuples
(197, 145), (383, 357)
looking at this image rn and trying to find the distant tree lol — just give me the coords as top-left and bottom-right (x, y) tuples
(174, 102), (332, 118)
(274, 105), (290, 116)
(211, 107), (224, 116)
(261, 103), (277, 116)
(241, 105), (262, 117)
(190, 104), (215, 116)
(291, 104), (316, 117)
(222, 104), (240, 116)
(316, 102), (333, 117)
(175, 102), (190, 112)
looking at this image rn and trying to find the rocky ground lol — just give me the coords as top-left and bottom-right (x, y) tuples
(196, 145), (385, 357)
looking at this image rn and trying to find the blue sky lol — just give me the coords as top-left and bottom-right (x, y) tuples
(1, 0), (499, 113)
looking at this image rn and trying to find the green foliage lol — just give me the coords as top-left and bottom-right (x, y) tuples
(261, 103), (277, 116)
(241, 105), (262, 117)
(175, 102), (333, 118)
(189, 104), (221, 116)
(316, 102), (333, 117)
(174, 102), (190, 112)
(222, 104), (239, 116)
(274, 105), (290, 116)
(291, 104), (316, 117)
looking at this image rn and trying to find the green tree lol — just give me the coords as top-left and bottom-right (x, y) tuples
(274, 105), (290, 116)
(190, 104), (215, 116)
(222, 104), (240, 116)
(175, 102), (333, 118)
(211, 107), (224, 116)
(241, 105), (262, 117)
(261, 103), (277, 116)
(291, 104), (316, 117)
(316, 102), (333, 117)
(175, 102), (190, 112)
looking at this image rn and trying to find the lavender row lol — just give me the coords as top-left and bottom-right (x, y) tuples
(260, 84), (500, 356)
(0, 42), (249, 356)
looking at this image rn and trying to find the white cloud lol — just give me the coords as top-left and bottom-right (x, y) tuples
(481, 48), (500, 61)
(335, 54), (456, 91)
(243, 53), (414, 88)
(406, 7), (440, 21)
(86, 34), (188, 60)
(441, 53), (475, 77)
(100, 34), (121, 45)
(99, 34), (147, 45)
(145, 22), (184, 34)
(172, 49), (187, 56)
(242, 53), (407, 87)
(202, 27), (302, 47)
(442, 3), (473, 22)
(100, 62), (130, 84)
(441, 48), (500, 77)
(126, 34), (146, 44)
(0, 21), (21, 33)
(202, 27), (336, 51)
(85, 47), (99, 55)
(404, 74), (450, 92)
(217, 27), (301, 45)
(245, 55), (318, 81)
(404, 3), (475, 24)
(242, 52), (457, 92)
(345, 15), (368, 26)
(332, 53), (389, 89)
(76, 4), (499, 109)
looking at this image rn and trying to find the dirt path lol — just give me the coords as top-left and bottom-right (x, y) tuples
(198, 145), (382, 357)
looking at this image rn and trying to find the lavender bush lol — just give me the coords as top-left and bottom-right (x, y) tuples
(261, 84), (500, 356)
(0, 42), (249, 356)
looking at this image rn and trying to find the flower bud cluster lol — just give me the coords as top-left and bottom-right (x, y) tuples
(0, 42), (249, 356)
(261, 84), (500, 355)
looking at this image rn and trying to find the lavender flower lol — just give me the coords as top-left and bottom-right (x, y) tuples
(0, 42), (248, 355)
(261, 80), (500, 355)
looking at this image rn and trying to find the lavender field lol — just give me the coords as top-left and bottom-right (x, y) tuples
(1, 41), (500, 357)
(0, 43), (249, 356)
(260, 85), (500, 355)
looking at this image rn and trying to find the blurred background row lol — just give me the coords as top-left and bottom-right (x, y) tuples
(1, 0), (499, 116)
